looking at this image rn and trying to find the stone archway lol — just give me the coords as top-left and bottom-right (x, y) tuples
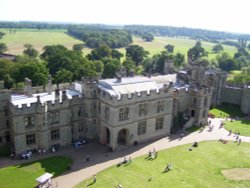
(117, 129), (129, 146)
(105, 127), (110, 144)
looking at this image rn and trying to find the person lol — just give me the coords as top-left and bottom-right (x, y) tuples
(86, 155), (90, 162)
(117, 184), (123, 188)
(93, 175), (96, 183)
(238, 138), (242, 145)
(128, 156), (132, 163)
(228, 129), (232, 136)
(193, 142), (198, 147)
(123, 156), (127, 163)
(164, 162), (173, 172)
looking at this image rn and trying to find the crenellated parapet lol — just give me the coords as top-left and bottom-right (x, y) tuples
(98, 85), (173, 106)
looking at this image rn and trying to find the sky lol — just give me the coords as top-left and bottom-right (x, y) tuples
(1, 0), (250, 34)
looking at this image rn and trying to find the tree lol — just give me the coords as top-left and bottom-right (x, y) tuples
(0, 32), (5, 39)
(165, 44), (175, 53)
(123, 59), (136, 75)
(217, 52), (237, 71)
(87, 45), (112, 61)
(0, 43), (7, 53)
(73, 44), (84, 52)
(126, 45), (149, 66)
(141, 33), (154, 42)
(174, 52), (185, 68)
(12, 62), (48, 86)
(187, 41), (207, 61)
(212, 44), (224, 53)
(111, 49), (123, 60)
(23, 43), (38, 58)
(102, 58), (120, 78)
(54, 69), (73, 86)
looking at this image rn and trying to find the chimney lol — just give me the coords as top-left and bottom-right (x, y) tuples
(62, 90), (67, 101)
(36, 95), (41, 103)
(25, 78), (32, 97)
(116, 76), (122, 83)
(55, 88), (60, 101)
(47, 75), (52, 95)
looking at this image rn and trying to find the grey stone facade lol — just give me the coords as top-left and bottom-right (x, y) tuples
(0, 59), (227, 154)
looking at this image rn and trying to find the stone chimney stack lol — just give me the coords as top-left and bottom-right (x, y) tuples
(55, 88), (60, 101)
(62, 90), (67, 101)
(116, 76), (122, 83)
(47, 75), (52, 95)
(25, 78), (32, 97)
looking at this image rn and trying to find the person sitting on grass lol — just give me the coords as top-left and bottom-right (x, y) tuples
(164, 162), (173, 172)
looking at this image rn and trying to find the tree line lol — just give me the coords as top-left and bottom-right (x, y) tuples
(68, 26), (132, 48)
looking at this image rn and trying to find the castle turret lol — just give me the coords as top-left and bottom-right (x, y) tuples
(24, 78), (32, 97)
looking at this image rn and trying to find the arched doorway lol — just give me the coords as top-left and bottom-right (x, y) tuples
(105, 127), (110, 144)
(191, 110), (195, 117)
(117, 129), (129, 146)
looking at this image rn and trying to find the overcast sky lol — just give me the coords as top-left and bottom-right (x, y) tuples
(1, 0), (250, 34)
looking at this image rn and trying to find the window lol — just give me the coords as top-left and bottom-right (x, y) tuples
(24, 116), (35, 128)
(98, 102), (101, 113)
(51, 111), (60, 124)
(157, 101), (164, 113)
(204, 98), (208, 107)
(78, 106), (84, 117)
(78, 123), (87, 132)
(155, 117), (164, 130)
(105, 106), (110, 120)
(26, 134), (36, 145)
(119, 107), (129, 121)
(202, 110), (207, 118)
(137, 121), (147, 135)
(139, 103), (148, 116)
(51, 129), (60, 140)
(193, 98), (197, 105)
(0, 136), (2, 143)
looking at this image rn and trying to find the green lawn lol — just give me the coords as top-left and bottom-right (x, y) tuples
(75, 141), (250, 188)
(0, 28), (82, 55)
(0, 156), (72, 188)
(209, 103), (245, 118)
(224, 120), (250, 136)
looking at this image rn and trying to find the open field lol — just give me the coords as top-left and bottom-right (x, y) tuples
(75, 141), (250, 188)
(0, 28), (82, 55)
(0, 29), (237, 59)
(0, 156), (72, 188)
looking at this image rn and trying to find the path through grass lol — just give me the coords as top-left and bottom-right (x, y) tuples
(75, 141), (250, 188)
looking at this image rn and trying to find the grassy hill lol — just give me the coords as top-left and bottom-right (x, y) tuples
(0, 28), (82, 55)
(0, 29), (237, 59)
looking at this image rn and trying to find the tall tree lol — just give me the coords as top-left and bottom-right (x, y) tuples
(187, 41), (207, 61)
(0, 43), (7, 53)
(126, 45), (149, 66)
(0, 32), (5, 39)
(23, 43), (38, 58)
(212, 44), (224, 53)
(165, 44), (175, 53)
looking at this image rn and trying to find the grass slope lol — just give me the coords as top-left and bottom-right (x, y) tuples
(0, 156), (72, 188)
(209, 103), (245, 118)
(0, 28), (82, 55)
(224, 120), (250, 136)
(75, 141), (250, 188)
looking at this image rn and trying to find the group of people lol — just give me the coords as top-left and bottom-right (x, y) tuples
(146, 148), (158, 160)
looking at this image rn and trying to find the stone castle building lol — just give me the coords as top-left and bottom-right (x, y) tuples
(0, 58), (228, 154)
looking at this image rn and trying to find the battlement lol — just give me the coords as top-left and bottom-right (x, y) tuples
(81, 77), (98, 85)
(98, 85), (172, 105)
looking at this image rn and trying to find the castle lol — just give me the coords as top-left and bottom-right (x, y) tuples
(1, 56), (245, 155)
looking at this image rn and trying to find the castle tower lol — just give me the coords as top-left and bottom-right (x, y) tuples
(24, 78), (32, 97)
(164, 58), (174, 74)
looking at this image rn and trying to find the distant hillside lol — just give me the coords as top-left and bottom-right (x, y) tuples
(0, 21), (250, 42)
(124, 25), (250, 41)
